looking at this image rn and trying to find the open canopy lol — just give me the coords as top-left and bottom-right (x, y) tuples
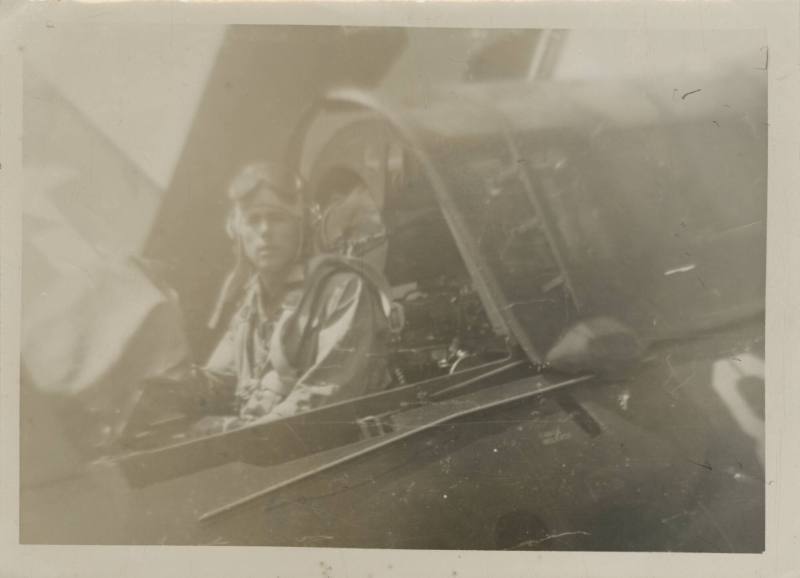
(297, 69), (766, 361)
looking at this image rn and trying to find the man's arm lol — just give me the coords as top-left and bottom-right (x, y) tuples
(138, 321), (241, 419)
(267, 272), (389, 418)
(192, 324), (240, 415)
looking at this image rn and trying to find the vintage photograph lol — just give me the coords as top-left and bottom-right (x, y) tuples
(20, 24), (767, 551)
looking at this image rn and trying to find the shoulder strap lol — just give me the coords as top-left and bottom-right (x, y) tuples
(269, 255), (392, 376)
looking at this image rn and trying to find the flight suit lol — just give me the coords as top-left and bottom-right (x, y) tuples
(196, 254), (392, 430)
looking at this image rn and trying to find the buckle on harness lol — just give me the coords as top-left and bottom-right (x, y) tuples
(357, 413), (395, 438)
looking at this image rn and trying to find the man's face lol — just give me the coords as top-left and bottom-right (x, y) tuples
(236, 187), (302, 278)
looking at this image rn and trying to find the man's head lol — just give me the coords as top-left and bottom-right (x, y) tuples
(226, 162), (303, 279)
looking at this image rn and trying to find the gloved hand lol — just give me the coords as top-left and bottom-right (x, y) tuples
(240, 389), (283, 419)
(239, 372), (286, 419)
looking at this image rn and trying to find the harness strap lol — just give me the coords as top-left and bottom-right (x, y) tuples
(268, 256), (392, 388)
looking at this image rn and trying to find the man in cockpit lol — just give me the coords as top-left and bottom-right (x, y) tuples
(181, 162), (392, 432)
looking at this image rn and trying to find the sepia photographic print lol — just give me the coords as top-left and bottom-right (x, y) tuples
(3, 2), (800, 576)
